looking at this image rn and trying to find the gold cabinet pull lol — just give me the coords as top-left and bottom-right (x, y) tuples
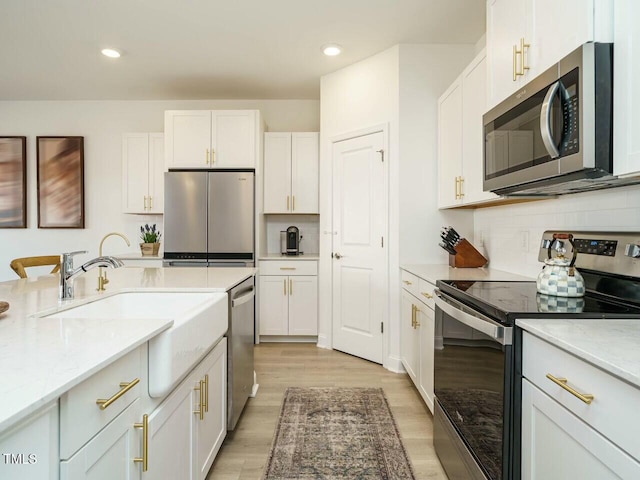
(421, 292), (433, 299)
(411, 304), (416, 328)
(520, 38), (530, 75)
(149, 196), (152, 209)
(292, 195), (295, 211)
(194, 379), (205, 420)
(289, 279), (293, 295)
(455, 176), (461, 199)
(203, 374), (209, 413)
(403, 280), (412, 285)
(280, 267), (296, 270)
(133, 414), (148, 472)
(96, 378), (140, 410)
(546, 374), (594, 404)
(286, 195), (290, 211)
(211, 148), (215, 164)
(459, 177), (464, 198)
(414, 305), (420, 328)
(206, 149), (210, 164)
(284, 278), (287, 295)
(513, 44), (518, 81)
(143, 196), (148, 210)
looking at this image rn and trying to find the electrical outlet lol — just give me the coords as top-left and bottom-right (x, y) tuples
(520, 230), (529, 251)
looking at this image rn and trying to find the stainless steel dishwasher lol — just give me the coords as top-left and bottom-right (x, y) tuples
(227, 276), (255, 430)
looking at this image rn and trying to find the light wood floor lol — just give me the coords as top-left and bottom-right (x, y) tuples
(206, 343), (447, 480)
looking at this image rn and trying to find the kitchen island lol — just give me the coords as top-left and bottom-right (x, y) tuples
(0, 266), (255, 480)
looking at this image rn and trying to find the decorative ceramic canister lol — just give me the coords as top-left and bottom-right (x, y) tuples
(536, 233), (585, 297)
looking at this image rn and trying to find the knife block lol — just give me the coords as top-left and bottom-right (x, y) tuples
(449, 239), (488, 268)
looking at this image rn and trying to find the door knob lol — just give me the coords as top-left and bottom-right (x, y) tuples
(334, 253), (342, 259)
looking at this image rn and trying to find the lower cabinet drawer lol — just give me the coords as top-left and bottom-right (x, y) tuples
(60, 347), (143, 459)
(417, 278), (436, 310)
(523, 332), (640, 460)
(259, 260), (317, 276)
(400, 270), (420, 298)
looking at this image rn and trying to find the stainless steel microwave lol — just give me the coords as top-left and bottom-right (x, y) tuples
(482, 42), (634, 196)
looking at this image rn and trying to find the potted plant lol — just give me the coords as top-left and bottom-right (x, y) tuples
(139, 223), (162, 256)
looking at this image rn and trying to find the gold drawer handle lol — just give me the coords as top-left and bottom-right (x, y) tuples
(133, 414), (148, 471)
(280, 267), (296, 270)
(546, 374), (594, 404)
(403, 280), (412, 285)
(96, 378), (140, 410)
(421, 292), (433, 299)
(194, 379), (205, 420)
(203, 374), (209, 413)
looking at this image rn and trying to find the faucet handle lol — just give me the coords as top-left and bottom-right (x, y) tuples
(61, 250), (88, 265)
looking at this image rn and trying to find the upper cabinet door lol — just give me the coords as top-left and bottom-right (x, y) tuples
(210, 110), (257, 168)
(148, 133), (164, 214)
(461, 52), (498, 204)
(437, 78), (463, 208)
(614, 0), (640, 177)
(165, 111), (212, 169)
(291, 133), (319, 214)
(263, 133), (292, 213)
(122, 133), (150, 214)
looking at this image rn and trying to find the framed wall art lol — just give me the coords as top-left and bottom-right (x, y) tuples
(0, 137), (27, 228)
(37, 136), (85, 228)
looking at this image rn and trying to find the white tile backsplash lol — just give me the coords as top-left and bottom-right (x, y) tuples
(265, 215), (320, 255)
(474, 184), (640, 278)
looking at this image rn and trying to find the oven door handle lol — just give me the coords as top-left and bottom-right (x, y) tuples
(434, 289), (513, 345)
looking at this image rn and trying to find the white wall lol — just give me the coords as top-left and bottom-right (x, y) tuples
(319, 44), (475, 369)
(474, 184), (640, 278)
(0, 99), (319, 282)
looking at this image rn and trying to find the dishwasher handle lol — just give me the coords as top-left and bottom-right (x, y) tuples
(232, 287), (255, 307)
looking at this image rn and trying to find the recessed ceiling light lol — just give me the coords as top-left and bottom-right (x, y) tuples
(101, 48), (121, 58)
(322, 44), (342, 56)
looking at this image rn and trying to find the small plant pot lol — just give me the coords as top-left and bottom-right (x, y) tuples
(140, 243), (160, 256)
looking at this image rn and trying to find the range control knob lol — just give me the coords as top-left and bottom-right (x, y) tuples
(624, 244), (640, 258)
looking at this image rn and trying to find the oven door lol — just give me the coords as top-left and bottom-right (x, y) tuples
(433, 289), (514, 480)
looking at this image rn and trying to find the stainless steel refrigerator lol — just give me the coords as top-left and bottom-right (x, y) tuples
(163, 170), (255, 266)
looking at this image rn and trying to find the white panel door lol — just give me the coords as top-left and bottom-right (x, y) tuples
(291, 132), (319, 214)
(148, 133), (164, 214)
(165, 111), (212, 169)
(417, 305), (435, 413)
(193, 340), (227, 480)
(147, 379), (194, 480)
(400, 290), (418, 383)
(259, 275), (289, 335)
(263, 132), (292, 213)
(60, 400), (141, 480)
(614, 0), (640, 177)
(332, 131), (386, 364)
(461, 52), (498, 204)
(521, 379), (640, 480)
(122, 133), (149, 214)
(437, 78), (463, 208)
(211, 110), (256, 168)
(288, 276), (318, 335)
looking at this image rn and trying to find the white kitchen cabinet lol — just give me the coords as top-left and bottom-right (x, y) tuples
(438, 50), (499, 209)
(0, 401), (58, 480)
(613, 0), (640, 177)
(259, 260), (318, 338)
(122, 133), (164, 214)
(147, 338), (226, 480)
(165, 110), (258, 169)
(264, 132), (319, 214)
(522, 331), (640, 478)
(399, 270), (435, 413)
(60, 400), (142, 480)
(486, 0), (613, 110)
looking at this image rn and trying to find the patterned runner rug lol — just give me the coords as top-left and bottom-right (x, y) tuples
(263, 387), (416, 480)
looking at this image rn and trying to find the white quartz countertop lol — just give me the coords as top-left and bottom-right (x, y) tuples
(0, 266), (255, 431)
(517, 319), (640, 389)
(401, 264), (533, 284)
(113, 252), (163, 260)
(258, 254), (319, 260)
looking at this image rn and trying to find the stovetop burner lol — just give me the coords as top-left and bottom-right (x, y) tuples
(437, 279), (640, 325)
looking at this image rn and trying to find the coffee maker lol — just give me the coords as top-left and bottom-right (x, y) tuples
(281, 226), (302, 255)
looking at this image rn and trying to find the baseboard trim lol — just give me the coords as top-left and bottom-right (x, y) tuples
(385, 355), (404, 373)
(316, 334), (331, 350)
(259, 335), (318, 343)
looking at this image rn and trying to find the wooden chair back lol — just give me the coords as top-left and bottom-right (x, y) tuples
(10, 256), (61, 279)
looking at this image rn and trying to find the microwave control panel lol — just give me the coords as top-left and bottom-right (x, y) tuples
(561, 95), (579, 155)
(573, 238), (617, 256)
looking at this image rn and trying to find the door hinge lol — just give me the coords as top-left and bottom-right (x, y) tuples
(381, 236), (384, 248)
(381, 322), (384, 333)
(377, 149), (384, 162)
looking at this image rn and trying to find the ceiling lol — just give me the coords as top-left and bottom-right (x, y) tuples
(1, 0), (485, 101)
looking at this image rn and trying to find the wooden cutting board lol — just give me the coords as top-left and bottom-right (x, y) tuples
(0, 301), (9, 315)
